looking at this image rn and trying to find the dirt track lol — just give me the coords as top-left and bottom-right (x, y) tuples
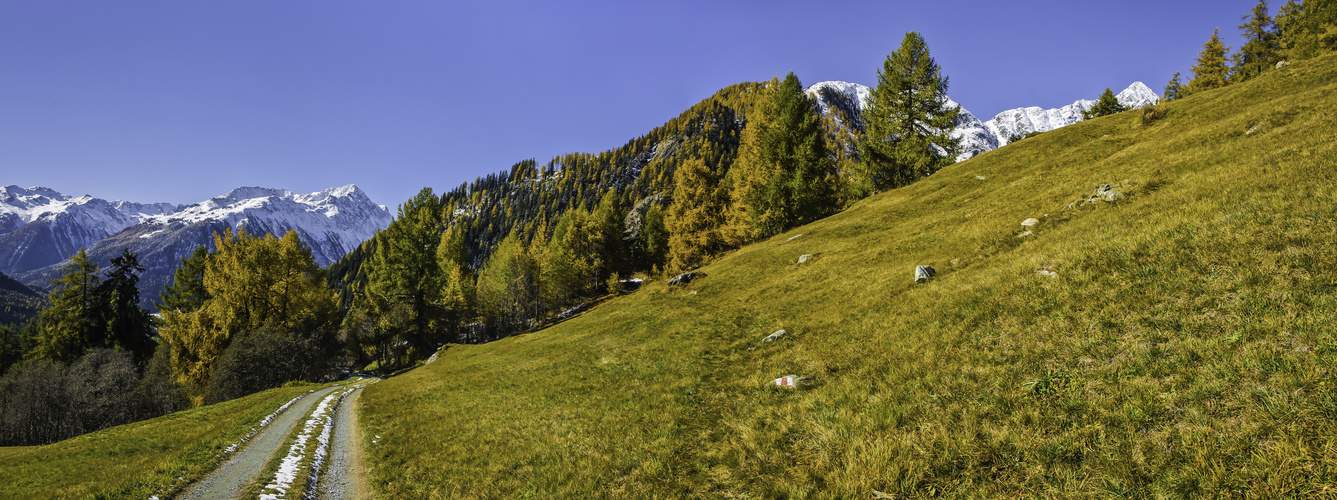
(315, 385), (369, 500)
(181, 386), (338, 500)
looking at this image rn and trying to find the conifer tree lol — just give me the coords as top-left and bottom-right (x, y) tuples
(764, 72), (836, 235)
(1188, 29), (1232, 95)
(436, 225), (475, 341)
(723, 79), (778, 247)
(34, 249), (104, 363)
(666, 156), (724, 273)
(593, 189), (627, 278)
(1277, 0), (1337, 60)
(160, 229), (336, 405)
(857, 32), (961, 194)
(98, 248), (154, 363)
(1163, 72), (1185, 101)
(1235, 0), (1282, 82)
(724, 73), (837, 243)
(1277, 0), (1307, 58)
(365, 188), (446, 358)
(477, 230), (539, 335)
(1081, 88), (1127, 119)
(158, 246), (211, 313)
(539, 208), (593, 307)
(639, 205), (669, 273)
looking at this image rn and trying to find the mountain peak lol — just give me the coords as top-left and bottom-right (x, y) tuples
(804, 80), (1159, 160)
(297, 184), (370, 205)
(215, 186), (291, 204)
(326, 184), (363, 198)
(2, 184), (395, 310)
(1116, 81), (1159, 108)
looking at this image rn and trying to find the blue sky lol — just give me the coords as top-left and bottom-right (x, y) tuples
(1, 0), (1267, 207)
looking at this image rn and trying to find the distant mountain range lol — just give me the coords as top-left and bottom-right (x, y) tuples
(0, 184), (392, 310)
(4, 80), (1156, 314)
(804, 81), (1160, 161)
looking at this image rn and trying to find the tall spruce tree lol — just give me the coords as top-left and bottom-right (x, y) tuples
(723, 78), (778, 247)
(764, 72), (836, 236)
(592, 189), (627, 278)
(857, 32), (961, 194)
(539, 207), (600, 307)
(638, 205), (668, 273)
(1235, 0), (1282, 82)
(365, 187), (446, 358)
(1188, 29), (1232, 95)
(158, 246), (211, 313)
(98, 248), (154, 363)
(1082, 88), (1127, 119)
(435, 225), (475, 342)
(476, 230), (539, 336)
(724, 73), (836, 242)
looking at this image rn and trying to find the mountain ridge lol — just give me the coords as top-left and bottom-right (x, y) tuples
(804, 80), (1160, 160)
(1, 184), (392, 310)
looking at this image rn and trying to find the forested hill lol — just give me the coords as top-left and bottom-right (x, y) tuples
(441, 81), (759, 267)
(329, 81), (764, 301)
(0, 271), (43, 326)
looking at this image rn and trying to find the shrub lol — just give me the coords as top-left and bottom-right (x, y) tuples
(135, 342), (188, 417)
(605, 273), (624, 296)
(1141, 103), (1166, 126)
(65, 349), (139, 435)
(205, 326), (330, 405)
(0, 359), (66, 445)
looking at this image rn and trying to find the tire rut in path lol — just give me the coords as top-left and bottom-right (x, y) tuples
(315, 385), (369, 500)
(182, 386), (338, 500)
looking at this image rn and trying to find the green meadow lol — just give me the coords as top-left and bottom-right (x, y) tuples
(0, 383), (323, 499)
(359, 52), (1337, 498)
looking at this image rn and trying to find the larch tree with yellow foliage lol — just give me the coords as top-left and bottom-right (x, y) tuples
(159, 228), (337, 406)
(666, 155), (725, 272)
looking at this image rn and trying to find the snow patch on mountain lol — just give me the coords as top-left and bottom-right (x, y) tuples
(1, 183), (392, 300)
(0, 185), (180, 238)
(983, 82), (1159, 147)
(136, 184), (392, 266)
(804, 81), (1158, 161)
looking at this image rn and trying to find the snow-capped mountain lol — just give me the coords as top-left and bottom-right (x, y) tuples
(3, 184), (392, 310)
(0, 185), (181, 274)
(136, 185), (392, 267)
(982, 82), (1160, 147)
(804, 81), (1159, 161)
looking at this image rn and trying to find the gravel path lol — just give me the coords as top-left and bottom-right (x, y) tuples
(182, 386), (338, 500)
(316, 385), (370, 500)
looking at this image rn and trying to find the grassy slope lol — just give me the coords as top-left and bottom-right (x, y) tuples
(0, 384), (323, 499)
(4, 51), (1327, 499)
(361, 52), (1337, 499)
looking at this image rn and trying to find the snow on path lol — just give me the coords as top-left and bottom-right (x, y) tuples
(258, 385), (359, 499)
(181, 386), (338, 500)
(317, 384), (371, 500)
